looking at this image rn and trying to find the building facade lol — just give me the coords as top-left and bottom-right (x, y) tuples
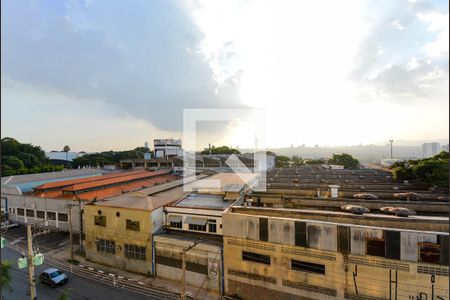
(422, 142), (441, 158)
(222, 207), (449, 300)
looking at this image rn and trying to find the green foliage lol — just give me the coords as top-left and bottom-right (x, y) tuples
(72, 147), (149, 168)
(0, 260), (13, 296)
(201, 145), (240, 155)
(304, 159), (326, 165)
(58, 289), (70, 300)
(328, 153), (360, 169)
(275, 155), (291, 168)
(392, 152), (449, 188)
(291, 155), (304, 166)
(1, 137), (61, 176)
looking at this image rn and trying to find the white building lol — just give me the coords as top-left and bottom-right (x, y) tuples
(441, 144), (449, 152)
(154, 139), (183, 158)
(422, 142), (440, 158)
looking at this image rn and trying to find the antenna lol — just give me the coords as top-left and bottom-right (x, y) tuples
(389, 139), (394, 159)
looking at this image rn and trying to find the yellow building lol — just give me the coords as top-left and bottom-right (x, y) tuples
(223, 207), (449, 300)
(84, 187), (185, 275)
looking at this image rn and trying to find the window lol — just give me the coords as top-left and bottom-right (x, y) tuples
(94, 216), (106, 226)
(170, 222), (182, 228)
(189, 224), (206, 231)
(126, 219), (140, 231)
(36, 210), (45, 219)
(440, 235), (449, 265)
(337, 226), (350, 254)
(58, 213), (68, 222)
(124, 244), (146, 260)
(17, 208), (24, 216)
(242, 251), (271, 265)
(291, 260), (325, 275)
(295, 221), (307, 247)
(208, 223), (217, 233)
(8, 208), (15, 215)
(96, 239), (115, 254)
(259, 218), (268, 242)
(385, 231), (400, 260)
(367, 237), (385, 257)
(26, 209), (35, 218)
(47, 212), (56, 220)
(419, 243), (440, 264)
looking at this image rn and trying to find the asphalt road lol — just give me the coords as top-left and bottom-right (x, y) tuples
(1, 246), (160, 300)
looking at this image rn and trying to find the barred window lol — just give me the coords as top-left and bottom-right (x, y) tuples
(96, 239), (115, 254)
(36, 210), (45, 219)
(58, 213), (68, 222)
(208, 223), (217, 233)
(170, 221), (182, 228)
(26, 209), (35, 218)
(17, 208), (24, 216)
(124, 244), (146, 261)
(47, 212), (56, 220)
(126, 219), (140, 231)
(94, 216), (106, 226)
(189, 224), (206, 231)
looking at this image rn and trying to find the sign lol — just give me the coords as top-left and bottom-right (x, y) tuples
(17, 257), (27, 269)
(0, 237), (5, 248)
(33, 253), (44, 266)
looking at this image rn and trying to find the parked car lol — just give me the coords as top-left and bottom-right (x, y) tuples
(39, 268), (68, 287)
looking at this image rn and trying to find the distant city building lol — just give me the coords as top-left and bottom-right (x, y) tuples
(442, 144), (449, 152)
(380, 158), (402, 167)
(422, 142), (440, 158)
(144, 141), (149, 149)
(154, 139), (183, 158)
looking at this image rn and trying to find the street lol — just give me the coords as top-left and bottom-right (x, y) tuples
(1, 246), (161, 300)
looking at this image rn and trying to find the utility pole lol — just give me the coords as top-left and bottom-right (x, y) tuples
(27, 223), (37, 300)
(180, 241), (199, 300)
(66, 204), (76, 260)
(389, 139), (394, 159)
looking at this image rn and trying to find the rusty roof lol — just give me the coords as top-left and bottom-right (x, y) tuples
(34, 170), (148, 190)
(61, 170), (170, 192)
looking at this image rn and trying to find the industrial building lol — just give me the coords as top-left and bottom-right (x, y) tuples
(154, 173), (260, 294)
(2, 169), (178, 233)
(222, 206), (448, 300)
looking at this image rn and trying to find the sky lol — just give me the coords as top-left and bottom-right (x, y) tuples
(1, 0), (449, 152)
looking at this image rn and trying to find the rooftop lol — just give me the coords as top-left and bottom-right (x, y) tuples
(174, 193), (233, 210)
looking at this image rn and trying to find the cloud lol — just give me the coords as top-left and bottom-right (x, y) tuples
(349, 0), (448, 103)
(1, 0), (244, 132)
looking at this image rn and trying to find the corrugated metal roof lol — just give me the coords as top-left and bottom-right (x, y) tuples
(61, 170), (170, 192)
(35, 170), (148, 190)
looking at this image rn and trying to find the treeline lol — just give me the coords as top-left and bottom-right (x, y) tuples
(392, 151), (449, 188)
(275, 153), (360, 169)
(1, 137), (64, 177)
(200, 146), (240, 155)
(72, 147), (150, 168)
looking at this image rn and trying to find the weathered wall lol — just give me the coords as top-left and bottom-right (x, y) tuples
(84, 205), (153, 275)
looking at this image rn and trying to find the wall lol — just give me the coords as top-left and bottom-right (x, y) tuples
(154, 235), (222, 292)
(84, 205), (153, 275)
(3, 194), (82, 232)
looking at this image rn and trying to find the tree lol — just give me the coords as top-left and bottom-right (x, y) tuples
(0, 260), (13, 298)
(63, 145), (71, 161)
(392, 152), (448, 188)
(58, 289), (70, 300)
(275, 155), (290, 168)
(292, 155), (304, 166)
(201, 146), (240, 155)
(328, 153), (359, 169)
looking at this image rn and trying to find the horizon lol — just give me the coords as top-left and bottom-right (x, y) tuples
(1, 0), (449, 152)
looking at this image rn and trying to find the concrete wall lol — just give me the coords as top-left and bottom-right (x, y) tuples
(84, 205), (153, 275)
(154, 235), (222, 292)
(3, 194), (82, 233)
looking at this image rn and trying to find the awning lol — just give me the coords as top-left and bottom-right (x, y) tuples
(167, 215), (182, 223)
(185, 216), (207, 226)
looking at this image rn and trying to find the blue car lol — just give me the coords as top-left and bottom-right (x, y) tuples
(39, 268), (68, 287)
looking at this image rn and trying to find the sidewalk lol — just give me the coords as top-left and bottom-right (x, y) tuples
(48, 244), (221, 300)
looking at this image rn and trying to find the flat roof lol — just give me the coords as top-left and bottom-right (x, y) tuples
(94, 185), (187, 211)
(174, 193), (233, 210)
(192, 172), (259, 192)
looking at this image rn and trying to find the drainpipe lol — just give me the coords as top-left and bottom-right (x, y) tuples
(151, 235), (156, 276)
(220, 244), (225, 296)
